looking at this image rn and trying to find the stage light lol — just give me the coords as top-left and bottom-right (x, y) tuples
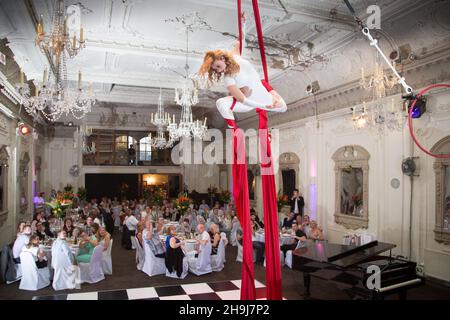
(18, 122), (31, 136)
(404, 95), (427, 118)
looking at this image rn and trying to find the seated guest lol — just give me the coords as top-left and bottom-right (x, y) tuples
(302, 215), (311, 237)
(178, 218), (192, 237)
(63, 217), (74, 238)
(72, 227), (82, 245)
(236, 226), (265, 263)
(143, 220), (165, 258)
(35, 222), (48, 241)
(196, 223), (210, 254)
(196, 215), (206, 228)
(199, 200), (209, 212)
(208, 223), (221, 255)
(309, 220), (324, 241)
(136, 223), (144, 247)
(22, 234), (48, 268)
(52, 230), (75, 265)
(251, 212), (264, 230)
(209, 208), (220, 225)
(282, 212), (295, 229)
(98, 226), (112, 251)
(164, 225), (185, 277)
(33, 210), (53, 237)
(13, 225), (32, 264)
(16, 221), (26, 237)
(84, 216), (94, 236)
(280, 223), (307, 258)
(162, 207), (171, 220)
(76, 224), (100, 263)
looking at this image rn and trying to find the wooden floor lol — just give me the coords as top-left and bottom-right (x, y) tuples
(1, 229), (450, 300)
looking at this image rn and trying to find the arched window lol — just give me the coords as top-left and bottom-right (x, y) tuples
(139, 137), (152, 161)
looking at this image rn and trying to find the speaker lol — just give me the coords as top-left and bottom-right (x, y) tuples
(306, 81), (320, 95)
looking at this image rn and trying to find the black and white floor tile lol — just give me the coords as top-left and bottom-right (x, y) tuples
(33, 279), (286, 300)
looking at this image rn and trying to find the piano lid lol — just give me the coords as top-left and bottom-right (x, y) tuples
(293, 240), (396, 268)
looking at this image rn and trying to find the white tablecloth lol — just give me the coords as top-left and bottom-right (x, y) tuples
(253, 231), (296, 246)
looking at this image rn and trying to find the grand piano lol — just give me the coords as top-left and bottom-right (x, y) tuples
(292, 240), (424, 299)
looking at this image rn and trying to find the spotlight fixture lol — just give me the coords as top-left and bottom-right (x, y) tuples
(403, 95), (427, 118)
(306, 81), (320, 95)
(67, 121), (74, 127)
(18, 122), (31, 136)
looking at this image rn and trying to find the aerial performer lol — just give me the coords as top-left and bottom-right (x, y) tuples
(198, 13), (287, 129)
(198, 6), (284, 301)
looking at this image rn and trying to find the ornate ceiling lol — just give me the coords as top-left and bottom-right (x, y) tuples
(1, 0), (449, 129)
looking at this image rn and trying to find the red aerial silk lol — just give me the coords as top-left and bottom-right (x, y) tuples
(232, 0), (282, 300)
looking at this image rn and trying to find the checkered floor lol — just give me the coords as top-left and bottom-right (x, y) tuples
(33, 279), (286, 300)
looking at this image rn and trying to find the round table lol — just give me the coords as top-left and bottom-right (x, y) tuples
(253, 231), (296, 246)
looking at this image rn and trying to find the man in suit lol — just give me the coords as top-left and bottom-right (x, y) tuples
(290, 189), (305, 219)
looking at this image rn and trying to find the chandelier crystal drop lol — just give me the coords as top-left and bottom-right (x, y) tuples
(36, 0), (85, 59)
(20, 70), (95, 122)
(360, 61), (397, 99)
(150, 88), (171, 128)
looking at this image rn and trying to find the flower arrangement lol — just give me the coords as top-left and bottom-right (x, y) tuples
(173, 193), (193, 214)
(277, 190), (289, 211)
(219, 190), (231, 204)
(46, 194), (72, 219)
(62, 184), (76, 200)
(143, 185), (166, 206)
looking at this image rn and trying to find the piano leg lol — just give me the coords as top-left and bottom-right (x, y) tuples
(302, 273), (311, 298)
(399, 290), (407, 300)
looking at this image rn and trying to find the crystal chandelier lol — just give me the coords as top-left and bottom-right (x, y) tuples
(36, 0), (85, 59)
(360, 56), (397, 99)
(20, 70), (95, 122)
(168, 26), (207, 140)
(150, 88), (171, 127)
(149, 129), (174, 149)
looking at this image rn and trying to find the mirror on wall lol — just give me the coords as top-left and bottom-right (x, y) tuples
(340, 167), (364, 216)
(432, 136), (450, 244)
(332, 145), (370, 229)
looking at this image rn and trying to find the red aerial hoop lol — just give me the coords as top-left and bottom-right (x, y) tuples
(408, 84), (450, 159)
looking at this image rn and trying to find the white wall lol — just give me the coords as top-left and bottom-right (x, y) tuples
(43, 137), (80, 194)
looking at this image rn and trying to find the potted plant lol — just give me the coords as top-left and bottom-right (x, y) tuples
(277, 189), (290, 212)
